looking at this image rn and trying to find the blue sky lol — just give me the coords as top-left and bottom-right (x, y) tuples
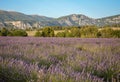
(0, 0), (120, 18)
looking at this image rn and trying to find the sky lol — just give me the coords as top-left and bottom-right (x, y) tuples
(0, 0), (120, 18)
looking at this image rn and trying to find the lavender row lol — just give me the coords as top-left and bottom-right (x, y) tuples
(0, 37), (120, 82)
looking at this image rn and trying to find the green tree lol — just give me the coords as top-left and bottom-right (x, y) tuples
(100, 28), (114, 38)
(64, 29), (72, 37)
(80, 26), (98, 38)
(34, 31), (42, 37)
(70, 27), (80, 37)
(112, 30), (120, 38)
(0, 28), (9, 36)
(56, 32), (66, 37)
(12, 29), (28, 36)
(42, 27), (54, 37)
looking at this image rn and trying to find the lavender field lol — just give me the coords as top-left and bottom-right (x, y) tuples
(0, 37), (120, 82)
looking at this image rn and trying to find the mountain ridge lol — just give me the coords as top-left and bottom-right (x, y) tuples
(0, 10), (120, 29)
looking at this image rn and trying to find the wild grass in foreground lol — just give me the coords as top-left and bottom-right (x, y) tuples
(0, 37), (120, 82)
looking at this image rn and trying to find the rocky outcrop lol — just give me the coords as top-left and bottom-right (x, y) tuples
(97, 15), (120, 26)
(4, 21), (42, 29)
(57, 14), (97, 26)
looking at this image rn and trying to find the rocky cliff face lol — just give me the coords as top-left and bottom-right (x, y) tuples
(0, 10), (120, 29)
(57, 14), (97, 26)
(0, 21), (42, 29)
(97, 15), (120, 26)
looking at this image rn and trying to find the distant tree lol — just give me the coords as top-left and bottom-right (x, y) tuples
(49, 26), (62, 30)
(70, 27), (80, 37)
(97, 31), (102, 38)
(64, 29), (72, 37)
(0, 28), (9, 36)
(7, 31), (13, 36)
(34, 31), (42, 37)
(112, 30), (120, 38)
(100, 28), (114, 38)
(12, 29), (28, 36)
(42, 27), (54, 37)
(80, 26), (98, 38)
(56, 32), (66, 37)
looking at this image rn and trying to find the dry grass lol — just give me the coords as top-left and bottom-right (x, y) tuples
(111, 27), (120, 30)
(26, 31), (37, 36)
(27, 30), (65, 36)
(54, 30), (64, 34)
(99, 27), (120, 30)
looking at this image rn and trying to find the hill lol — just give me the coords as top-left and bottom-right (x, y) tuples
(0, 10), (120, 29)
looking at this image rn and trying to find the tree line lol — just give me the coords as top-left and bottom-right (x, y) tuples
(0, 26), (120, 38)
(0, 28), (27, 36)
(35, 26), (120, 38)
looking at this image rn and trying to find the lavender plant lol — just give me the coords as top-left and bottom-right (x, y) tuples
(0, 37), (119, 82)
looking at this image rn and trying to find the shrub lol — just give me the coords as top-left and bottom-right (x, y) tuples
(0, 58), (38, 82)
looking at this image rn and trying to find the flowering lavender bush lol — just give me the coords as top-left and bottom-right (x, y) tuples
(0, 37), (120, 82)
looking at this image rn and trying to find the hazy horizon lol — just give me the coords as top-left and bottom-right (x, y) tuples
(0, 0), (120, 18)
